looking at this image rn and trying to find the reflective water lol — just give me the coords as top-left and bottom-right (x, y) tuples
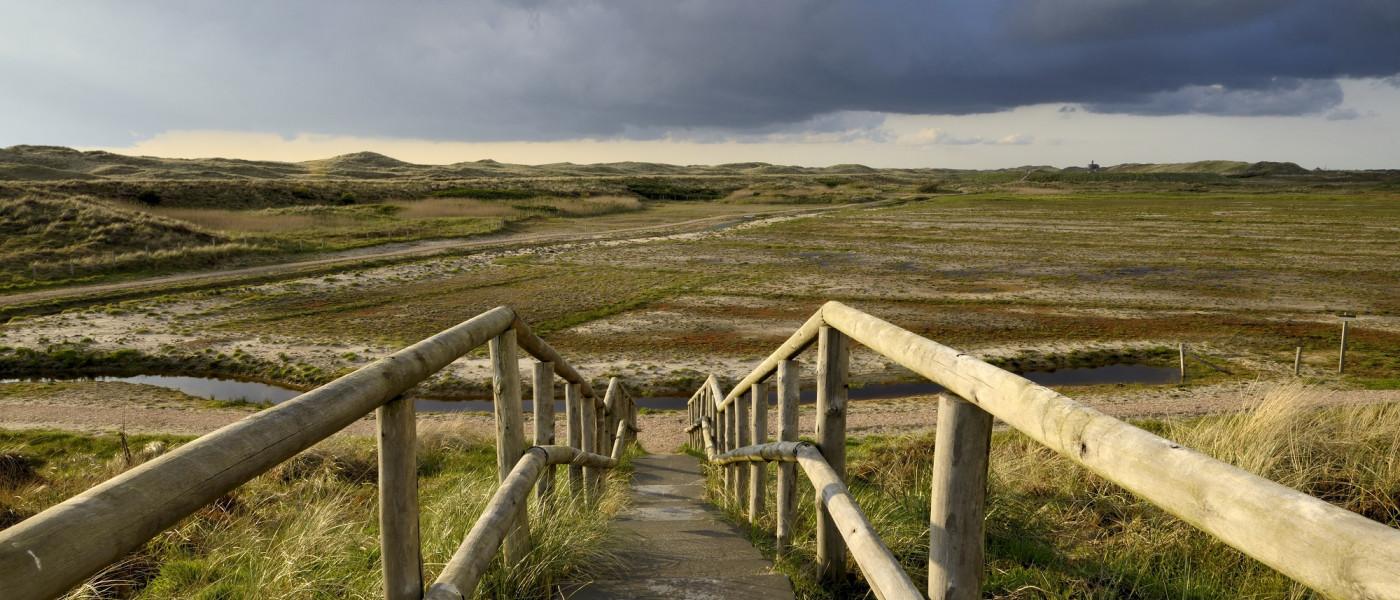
(2, 374), (301, 404)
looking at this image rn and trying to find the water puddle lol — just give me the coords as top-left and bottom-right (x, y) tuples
(2, 374), (301, 405)
(3, 363), (1178, 413)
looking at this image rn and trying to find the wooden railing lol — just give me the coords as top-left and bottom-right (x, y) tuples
(0, 306), (637, 600)
(687, 301), (1400, 600)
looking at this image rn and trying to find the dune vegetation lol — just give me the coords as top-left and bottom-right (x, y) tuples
(0, 193), (654, 292)
(706, 383), (1400, 599)
(0, 423), (639, 599)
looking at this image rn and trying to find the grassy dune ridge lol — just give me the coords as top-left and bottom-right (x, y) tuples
(0, 194), (653, 292)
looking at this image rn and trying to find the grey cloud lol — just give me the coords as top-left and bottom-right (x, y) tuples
(903, 129), (1034, 146)
(0, 0), (1397, 146)
(1085, 78), (1345, 116)
(1325, 108), (1362, 121)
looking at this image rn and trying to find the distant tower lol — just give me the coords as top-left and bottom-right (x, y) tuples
(1088, 160), (1101, 172)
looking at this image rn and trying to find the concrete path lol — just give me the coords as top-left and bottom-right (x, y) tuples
(571, 454), (795, 600)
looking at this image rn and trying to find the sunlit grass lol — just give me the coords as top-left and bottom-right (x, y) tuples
(707, 382), (1400, 599)
(2, 420), (637, 599)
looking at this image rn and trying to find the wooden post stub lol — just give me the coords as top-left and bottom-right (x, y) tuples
(565, 383), (584, 498)
(1339, 320), (1349, 375)
(532, 361), (556, 502)
(776, 360), (800, 557)
(815, 325), (849, 581)
(735, 381), (750, 514)
(490, 330), (532, 565)
(749, 381), (768, 523)
(581, 390), (599, 501)
(1178, 342), (1186, 384)
(378, 395), (422, 600)
(928, 394), (993, 600)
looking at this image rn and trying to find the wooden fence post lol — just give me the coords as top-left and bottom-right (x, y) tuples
(1294, 346), (1303, 377)
(728, 402), (740, 506)
(735, 385), (750, 515)
(749, 381), (768, 524)
(815, 325), (849, 581)
(532, 362), (556, 502)
(928, 393), (993, 600)
(688, 391), (700, 447)
(604, 378), (621, 456)
(581, 390), (599, 501)
(565, 383), (583, 498)
(490, 330), (531, 565)
(1178, 342), (1186, 384)
(378, 395), (422, 600)
(1339, 320), (1349, 375)
(775, 360), (800, 558)
(594, 394), (608, 456)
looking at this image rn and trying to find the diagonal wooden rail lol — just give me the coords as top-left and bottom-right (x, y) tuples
(0, 306), (638, 600)
(687, 301), (1400, 600)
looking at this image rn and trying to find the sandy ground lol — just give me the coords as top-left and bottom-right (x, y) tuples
(0, 201), (896, 395)
(4, 380), (1396, 454)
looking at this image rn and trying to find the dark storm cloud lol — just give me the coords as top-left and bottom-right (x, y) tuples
(1, 0), (1397, 145)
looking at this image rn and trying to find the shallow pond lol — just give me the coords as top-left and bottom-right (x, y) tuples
(4, 363), (1178, 413)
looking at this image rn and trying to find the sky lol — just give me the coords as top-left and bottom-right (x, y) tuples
(2, 1), (1398, 169)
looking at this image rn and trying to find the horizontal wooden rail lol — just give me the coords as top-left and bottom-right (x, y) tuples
(0, 307), (521, 600)
(428, 423), (632, 600)
(689, 301), (1400, 599)
(818, 300), (1400, 599)
(511, 316), (597, 401)
(699, 416), (717, 459)
(0, 305), (608, 600)
(714, 311), (823, 411)
(714, 442), (922, 600)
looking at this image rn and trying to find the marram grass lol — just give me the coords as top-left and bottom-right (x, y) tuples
(2, 420), (635, 599)
(707, 382), (1399, 599)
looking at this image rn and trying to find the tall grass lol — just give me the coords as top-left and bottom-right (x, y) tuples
(711, 383), (1400, 599)
(2, 422), (635, 599)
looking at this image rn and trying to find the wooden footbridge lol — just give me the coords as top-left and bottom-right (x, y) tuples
(3, 303), (1400, 599)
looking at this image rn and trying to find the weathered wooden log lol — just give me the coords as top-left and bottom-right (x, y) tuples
(928, 394), (992, 600)
(749, 381), (768, 523)
(735, 381), (750, 513)
(776, 359), (800, 557)
(426, 445), (618, 600)
(717, 310), (824, 410)
(532, 361), (556, 502)
(594, 385), (609, 456)
(580, 383), (599, 500)
(0, 305), (517, 600)
(489, 330), (532, 565)
(712, 442), (923, 600)
(610, 419), (631, 460)
(700, 416), (718, 460)
(820, 300), (1400, 599)
(815, 325), (850, 581)
(564, 382), (584, 497)
(511, 317), (594, 398)
(378, 395), (422, 600)
(603, 378), (621, 455)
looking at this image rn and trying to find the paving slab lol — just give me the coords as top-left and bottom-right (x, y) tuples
(570, 454), (795, 600)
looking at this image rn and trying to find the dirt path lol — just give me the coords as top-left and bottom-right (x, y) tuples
(5, 380), (1395, 453)
(0, 201), (877, 315)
